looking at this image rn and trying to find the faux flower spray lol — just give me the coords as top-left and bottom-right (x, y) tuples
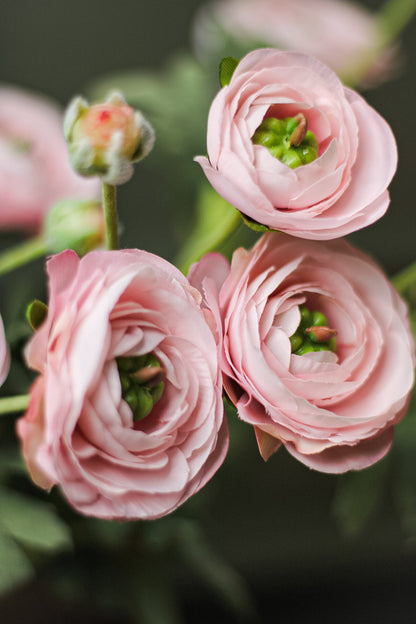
(0, 2), (414, 535)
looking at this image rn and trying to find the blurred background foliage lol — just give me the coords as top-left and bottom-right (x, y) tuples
(1, 0), (416, 622)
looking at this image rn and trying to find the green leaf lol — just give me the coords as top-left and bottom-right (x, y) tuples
(0, 487), (72, 552)
(332, 458), (390, 538)
(176, 182), (241, 274)
(0, 529), (33, 595)
(145, 518), (257, 620)
(219, 56), (239, 87)
(26, 299), (48, 331)
(126, 563), (184, 624)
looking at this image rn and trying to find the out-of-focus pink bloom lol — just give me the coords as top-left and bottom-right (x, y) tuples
(196, 48), (397, 239)
(193, 0), (400, 88)
(0, 315), (10, 388)
(189, 233), (415, 473)
(0, 86), (100, 231)
(17, 249), (228, 520)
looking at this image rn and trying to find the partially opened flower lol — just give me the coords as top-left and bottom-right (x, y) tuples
(189, 233), (415, 472)
(0, 86), (100, 231)
(196, 48), (397, 239)
(17, 249), (228, 520)
(193, 0), (400, 88)
(64, 91), (155, 186)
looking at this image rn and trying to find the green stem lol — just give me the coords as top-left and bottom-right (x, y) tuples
(343, 0), (416, 88)
(0, 394), (30, 415)
(392, 261), (416, 293)
(102, 182), (119, 250)
(0, 236), (47, 277)
(377, 0), (416, 45)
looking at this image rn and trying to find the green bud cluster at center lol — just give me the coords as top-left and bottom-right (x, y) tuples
(117, 354), (164, 422)
(252, 116), (318, 168)
(290, 306), (336, 355)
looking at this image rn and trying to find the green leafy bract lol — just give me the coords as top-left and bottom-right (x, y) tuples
(0, 530), (33, 594)
(0, 487), (72, 552)
(26, 299), (47, 331)
(219, 56), (239, 87)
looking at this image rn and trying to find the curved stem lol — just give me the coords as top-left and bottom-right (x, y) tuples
(102, 182), (119, 250)
(343, 0), (416, 88)
(377, 0), (416, 45)
(0, 394), (30, 415)
(0, 236), (47, 277)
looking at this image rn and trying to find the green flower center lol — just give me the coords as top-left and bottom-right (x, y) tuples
(252, 114), (318, 168)
(290, 306), (337, 355)
(117, 354), (165, 422)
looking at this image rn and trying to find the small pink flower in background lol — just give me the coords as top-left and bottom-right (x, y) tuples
(196, 48), (397, 240)
(193, 0), (400, 88)
(17, 249), (228, 520)
(0, 86), (100, 231)
(189, 233), (415, 473)
(0, 315), (10, 387)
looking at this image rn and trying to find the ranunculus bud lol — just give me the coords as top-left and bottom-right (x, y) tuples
(43, 198), (105, 256)
(64, 91), (155, 186)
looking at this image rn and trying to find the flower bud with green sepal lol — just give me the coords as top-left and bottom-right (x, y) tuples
(116, 354), (165, 422)
(64, 91), (155, 186)
(290, 306), (337, 355)
(252, 114), (318, 169)
(43, 199), (105, 256)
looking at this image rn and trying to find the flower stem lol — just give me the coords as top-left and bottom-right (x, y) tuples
(102, 182), (119, 250)
(0, 394), (30, 415)
(342, 0), (416, 88)
(377, 0), (416, 45)
(392, 261), (416, 294)
(0, 236), (47, 277)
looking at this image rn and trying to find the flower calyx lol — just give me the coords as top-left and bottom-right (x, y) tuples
(117, 354), (165, 422)
(64, 91), (155, 186)
(252, 113), (318, 168)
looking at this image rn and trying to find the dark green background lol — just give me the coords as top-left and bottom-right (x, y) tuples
(1, 0), (415, 271)
(1, 1), (416, 622)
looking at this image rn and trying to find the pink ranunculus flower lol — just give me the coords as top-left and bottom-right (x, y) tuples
(193, 0), (400, 88)
(195, 48), (397, 240)
(0, 86), (100, 231)
(189, 233), (415, 473)
(17, 249), (228, 520)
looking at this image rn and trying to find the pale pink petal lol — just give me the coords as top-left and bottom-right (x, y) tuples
(196, 48), (397, 238)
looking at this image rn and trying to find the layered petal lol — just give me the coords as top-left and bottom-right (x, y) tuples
(17, 249), (228, 520)
(196, 48), (397, 239)
(192, 233), (415, 473)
